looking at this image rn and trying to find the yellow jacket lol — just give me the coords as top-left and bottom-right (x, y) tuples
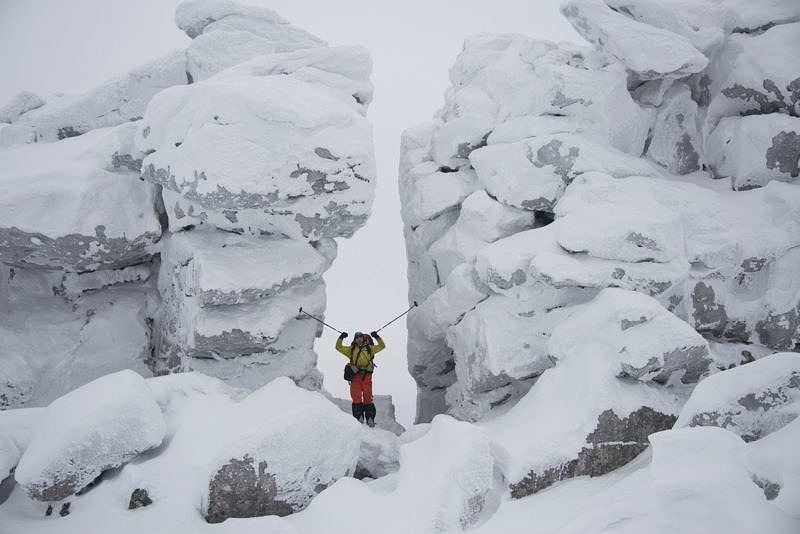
(336, 336), (386, 371)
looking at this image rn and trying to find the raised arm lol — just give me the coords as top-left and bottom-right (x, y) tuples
(370, 331), (386, 355)
(335, 333), (351, 357)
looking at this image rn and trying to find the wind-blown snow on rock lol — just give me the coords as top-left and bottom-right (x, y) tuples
(202, 377), (361, 523)
(676, 352), (800, 441)
(14, 371), (165, 501)
(0, 123), (161, 271)
(136, 45), (375, 241)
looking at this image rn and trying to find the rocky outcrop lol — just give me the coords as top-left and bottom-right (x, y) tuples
(0, 0), (376, 406)
(401, 0), (800, 428)
(13, 371), (165, 501)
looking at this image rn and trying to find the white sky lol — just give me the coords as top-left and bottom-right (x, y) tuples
(0, 0), (582, 426)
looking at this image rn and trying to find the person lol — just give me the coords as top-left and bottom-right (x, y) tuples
(336, 330), (385, 427)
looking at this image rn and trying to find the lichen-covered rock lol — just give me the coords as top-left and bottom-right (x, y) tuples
(14, 371), (165, 501)
(136, 45), (376, 241)
(0, 50), (188, 146)
(154, 230), (328, 390)
(645, 83), (703, 174)
(492, 289), (700, 498)
(202, 378), (360, 522)
(707, 114), (800, 189)
(676, 352), (800, 441)
(561, 0), (708, 81)
(704, 22), (800, 135)
(0, 123), (161, 272)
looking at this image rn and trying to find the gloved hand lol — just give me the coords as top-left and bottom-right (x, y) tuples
(339, 332), (348, 339)
(370, 331), (379, 338)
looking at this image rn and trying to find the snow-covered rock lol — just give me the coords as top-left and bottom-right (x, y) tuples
(136, 45), (375, 241)
(707, 114), (800, 189)
(353, 427), (400, 480)
(0, 267), (155, 409)
(0, 91), (45, 124)
(704, 22), (800, 133)
(14, 371), (165, 501)
(645, 83), (703, 174)
(0, 123), (161, 272)
(395, 415), (501, 531)
(202, 377), (361, 522)
(154, 230), (327, 389)
(676, 353), (800, 441)
(0, 50), (188, 146)
(561, 0), (708, 81)
(487, 289), (707, 497)
(0, 407), (44, 485)
(470, 132), (659, 212)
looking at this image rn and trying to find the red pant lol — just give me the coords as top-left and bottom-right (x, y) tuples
(350, 372), (373, 404)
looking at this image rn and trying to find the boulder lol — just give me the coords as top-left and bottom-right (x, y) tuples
(352, 427), (400, 480)
(704, 22), (800, 133)
(645, 83), (703, 174)
(202, 378), (360, 522)
(707, 114), (800, 189)
(332, 394), (405, 436)
(561, 0), (708, 81)
(676, 352), (800, 441)
(493, 288), (708, 498)
(0, 123), (161, 272)
(14, 371), (165, 501)
(136, 46), (375, 241)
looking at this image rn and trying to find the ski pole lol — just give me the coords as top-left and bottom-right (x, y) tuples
(374, 301), (419, 333)
(298, 307), (343, 334)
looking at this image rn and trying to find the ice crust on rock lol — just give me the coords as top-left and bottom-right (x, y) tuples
(561, 0), (708, 81)
(202, 377), (361, 522)
(0, 123), (161, 271)
(136, 46), (375, 241)
(676, 352), (800, 441)
(14, 371), (165, 501)
(0, 50), (188, 146)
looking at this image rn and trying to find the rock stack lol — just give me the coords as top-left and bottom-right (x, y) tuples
(0, 0), (377, 407)
(400, 0), (800, 494)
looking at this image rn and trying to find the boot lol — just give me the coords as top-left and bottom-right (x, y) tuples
(364, 403), (377, 428)
(351, 403), (365, 423)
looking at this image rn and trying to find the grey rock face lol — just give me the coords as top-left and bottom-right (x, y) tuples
(128, 488), (153, 509)
(205, 455), (294, 523)
(510, 407), (677, 498)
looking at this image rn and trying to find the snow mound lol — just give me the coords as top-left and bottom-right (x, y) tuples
(0, 91), (45, 124)
(202, 377), (361, 522)
(0, 123), (161, 271)
(676, 352), (800, 441)
(14, 371), (165, 501)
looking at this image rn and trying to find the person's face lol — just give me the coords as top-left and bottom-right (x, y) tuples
(354, 335), (364, 346)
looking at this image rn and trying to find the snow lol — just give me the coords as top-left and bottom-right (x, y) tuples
(675, 352), (800, 441)
(0, 91), (45, 124)
(0, 50), (187, 145)
(136, 47), (376, 240)
(14, 370), (165, 501)
(0, 123), (161, 271)
(707, 113), (800, 189)
(561, 0), (708, 80)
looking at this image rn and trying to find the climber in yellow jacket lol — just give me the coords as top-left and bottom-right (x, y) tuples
(336, 331), (385, 427)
